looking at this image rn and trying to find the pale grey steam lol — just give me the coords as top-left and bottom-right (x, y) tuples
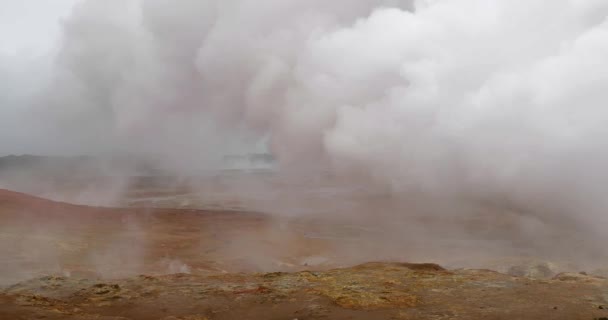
(1, 1), (608, 233)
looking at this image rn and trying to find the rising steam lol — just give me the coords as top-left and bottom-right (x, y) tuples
(2, 1), (608, 234)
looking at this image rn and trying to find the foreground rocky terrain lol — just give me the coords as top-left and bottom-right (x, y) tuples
(2, 262), (608, 320)
(2, 188), (608, 319)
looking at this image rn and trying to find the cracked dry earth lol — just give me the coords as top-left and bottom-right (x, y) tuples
(2, 262), (608, 320)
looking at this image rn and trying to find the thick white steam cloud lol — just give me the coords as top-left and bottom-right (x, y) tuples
(2, 0), (608, 229)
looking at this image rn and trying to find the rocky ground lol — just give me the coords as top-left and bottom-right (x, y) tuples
(2, 262), (608, 320)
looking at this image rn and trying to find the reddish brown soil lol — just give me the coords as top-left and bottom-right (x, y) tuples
(0, 189), (334, 283)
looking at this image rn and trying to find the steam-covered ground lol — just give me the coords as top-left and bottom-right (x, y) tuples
(2, 172), (608, 319)
(2, 169), (608, 285)
(2, 191), (608, 319)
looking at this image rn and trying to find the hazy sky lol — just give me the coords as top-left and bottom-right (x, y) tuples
(0, 0), (78, 55)
(0, 0), (78, 155)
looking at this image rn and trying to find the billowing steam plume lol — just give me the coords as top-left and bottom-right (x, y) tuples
(2, 1), (608, 231)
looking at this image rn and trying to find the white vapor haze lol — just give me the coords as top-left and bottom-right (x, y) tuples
(1, 1), (608, 232)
